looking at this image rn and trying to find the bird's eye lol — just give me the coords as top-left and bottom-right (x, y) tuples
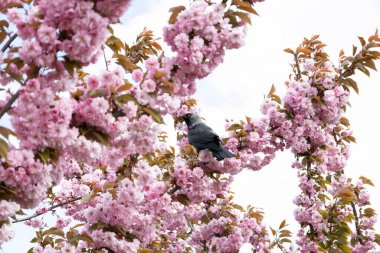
(186, 113), (191, 117)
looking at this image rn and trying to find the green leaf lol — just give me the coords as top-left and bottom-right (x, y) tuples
(227, 124), (243, 131)
(280, 238), (292, 243)
(334, 187), (357, 202)
(340, 117), (350, 127)
(0, 184), (16, 196)
(279, 229), (292, 238)
(0, 30), (6, 44)
(106, 36), (125, 52)
(337, 243), (350, 253)
(284, 48), (295, 54)
(363, 59), (377, 71)
(15, 209), (25, 215)
(77, 234), (94, 244)
(231, 203), (245, 212)
(364, 207), (376, 218)
(86, 89), (108, 98)
(138, 249), (152, 253)
(37, 149), (49, 164)
(90, 131), (110, 147)
(160, 85), (174, 95)
(43, 227), (65, 237)
(311, 156), (324, 164)
(0, 126), (17, 139)
(358, 36), (366, 46)
(328, 248), (341, 253)
(345, 78), (359, 94)
(80, 126), (111, 147)
(0, 20), (9, 28)
(177, 194), (190, 206)
(162, 172), (170, 181)
(81, 193), (93, 203)
(346, 135), (356, 143)
(63, 58), (81, 77)
(356, 63), (370, 76)
(168, 6), (186, 24)
(232, 0), (259, 15)
(0, 138), (9, 159)
(115, 94), (136, 107)
(279, 219), (287, 229)
(375, 234), (380, 246)
(359, 176), (375, 186)
(36, 148), (58, 164)
(234, 12), (251, 25)
(269, 226), (276, 236)
(140, 106), (165, 124)
(116, 54), (138, 72)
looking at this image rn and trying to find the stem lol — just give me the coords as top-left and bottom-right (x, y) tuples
(294, 53), (302, 80)
(12, 197), (82, 224)
(350, 202), (364, 245)
(102, 46), (109, 71)
(305, 160), (316, 241)
(337, 63), (355, 81)
(0, 90), (19, 119)
(185, 214), (195, 233)
(306, 159), (311, 180)
(0, 77), (27, 119)
(138, 52), (165, 88)
(168, 185), (180, 195)
(276, 243), (286, 253)
(1, 34), (17, 52)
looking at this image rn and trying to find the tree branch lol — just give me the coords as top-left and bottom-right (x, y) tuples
(0, 90), (19, 119)
(0, 76), (29, 119)
(294, 53), (302, 80)
(102, 46), (109, 71)
(168, 185), (180, 195)
(185, 214), (195, 233)
(350, 201), (364, 245)
(1, 34), (17, 53)
(12, 197), (82, 224)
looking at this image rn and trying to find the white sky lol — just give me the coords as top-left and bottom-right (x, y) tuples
(2, 0), (380, 252)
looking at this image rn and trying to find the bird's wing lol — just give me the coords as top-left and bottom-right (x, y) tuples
(188, 123), (221, 150)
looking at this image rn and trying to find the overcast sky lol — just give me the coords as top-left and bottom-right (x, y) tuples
(3, 1), (380, 252)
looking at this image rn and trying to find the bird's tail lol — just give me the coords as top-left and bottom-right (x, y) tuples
(213, 147), (235, 161)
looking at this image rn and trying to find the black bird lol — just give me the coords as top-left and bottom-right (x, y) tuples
(180, 113), (235, 161)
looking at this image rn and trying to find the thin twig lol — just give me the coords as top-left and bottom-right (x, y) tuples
(185, 214), (195, 233)
(294, 53), (302, 80)
(138, 52), (165, 88)
(350, 202), (364, 245)
(12, 197), (82, 223)
(168, 185), (180, 195)
(305, 160), (316, 241)
(0, 77), (28, 119)
(0, 90), (19, 119)
(337, 63), (355, 81)
(1, 34), (17, 52)
(102, 46), (109, 71)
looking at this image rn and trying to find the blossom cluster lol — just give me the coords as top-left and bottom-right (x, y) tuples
(51, 160), (187, 252)
(0, 0), (132, 244)
(225, 116), (282, 172)
(0, 0), (21, 12)
(164, 1), (246, 96)
(11, 74), (76, 151)
(0, 149), (52, 209)
(10, 0), (130, 67)
(261, 58), (377, 251)
(2, 0), (378, 251)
